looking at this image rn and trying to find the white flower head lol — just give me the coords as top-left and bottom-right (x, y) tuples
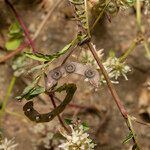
(0, 138), (18, 150)
(100, 55), (131, 84)
(80, 43), (104, 67)
(59, 122), (96, 150)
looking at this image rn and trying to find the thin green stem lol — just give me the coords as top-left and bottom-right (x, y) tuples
(0, 76), (16, 119)
(84, 0), (91, 38)
(143, 40), (150, 59)
(136, 0), (141, 30)
(119, 35), (144, 62)
(90, 1), (110, 32)
(136, 0), (150, 59)
(119, 40), (137, 62)
(127, 115), (141, 150)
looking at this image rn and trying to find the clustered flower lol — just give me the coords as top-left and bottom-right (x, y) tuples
(101, 56), (131, 84)
(59, 123), (96, 150)
(80, 44), (131, 85)
(0, 138), (18, 150)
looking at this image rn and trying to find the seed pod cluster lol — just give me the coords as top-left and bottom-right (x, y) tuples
(45, 61), (99, 91)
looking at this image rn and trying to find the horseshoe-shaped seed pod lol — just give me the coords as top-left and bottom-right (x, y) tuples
(45, 62), (99, 91)
(23, 84), (77, 123)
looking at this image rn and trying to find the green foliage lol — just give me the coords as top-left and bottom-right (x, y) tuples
(25, 41), (74, 62)
(69, 0), (90, 37)
(123, 129), (140, 150)
(12, 54), (32, 77)
(82, 122), (89, 131)
(123, 131), (134, 144)
(27, 64), (47, 74)
(64, 118), (73, 125)
(5, 22), (24, 51)
(16, 77), (45, 100)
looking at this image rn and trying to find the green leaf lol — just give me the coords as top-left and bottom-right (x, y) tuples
(27, 64), (47, 74)
(6, 22), (24, 51)
(5, 38), (23, 51)
(64, 118), (73, 125)
(123, 131), (134, 144)
(82, 122), (89, 131)
(9, 22), (22, 35)
(25, 52), (51, 62)
(25, 42), (73, 62)
(17, 85), (45, 100)
(109, 50), (116, 58)
(16, 77), (45, 100)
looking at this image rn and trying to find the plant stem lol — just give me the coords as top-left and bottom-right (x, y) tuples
(90, 1), (110, 32)
(0, 0), (61, 63)
(87, 42), (141, 148)
(87, 42), (128, 118)
(0, 42), (29, 63)
(135, 0), (150, 59)
(143, 40), (150, 59)
(136, 0), (141, 30)
(126, 115), (141, 150)
(5, 0), (36, 53)
(49, 94), (69, 132)
(84, 0), (91, 38)
(0, 76), (16, 121)
(119, 36), (143, 62)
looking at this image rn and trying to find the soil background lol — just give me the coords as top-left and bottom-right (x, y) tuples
(0, 0), (150, 150)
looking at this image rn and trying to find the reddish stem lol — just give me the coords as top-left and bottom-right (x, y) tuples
(0, 42), (29, 63)
(5, 0), (36, 53)
(87, 42), (128, 119)
(49, 94), (69, 132)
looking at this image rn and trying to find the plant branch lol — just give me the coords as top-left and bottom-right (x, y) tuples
(135, 0), (150, 59)
(136, 0), (141, 30)
(33, 0), (63, 40)
(49, 94), (69, 132)
(119, 36), (142, 62)
(87, 42), (141, 148)
(0, 76), (16, 121)
(90, 1), (110, 32)
(0, 42), (29, 63)
(5, 0), (36, 53)
(126, 116), (141, 150)
(0, 0), (61, 63)
(87, 42), (128, 118)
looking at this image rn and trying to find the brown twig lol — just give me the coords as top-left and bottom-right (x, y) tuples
(33, 0), (63, 40)
(49, 94), (69, 132)
(0, 0), (62, 63)
(53, 95), (93, 110)
(87, 42), (128, 118)
(5, 0), (36, 53)
(0, 42), (29, 63)
(87, 42), (140, 148)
